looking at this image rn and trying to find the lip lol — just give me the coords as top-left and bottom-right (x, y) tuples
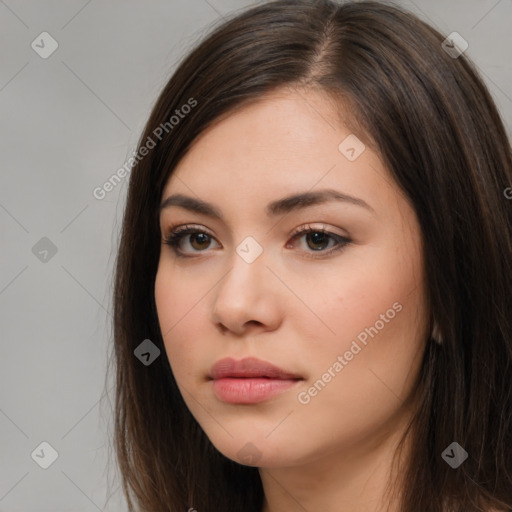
(210, 357), (301, 380)
(209, 357), (303, 404)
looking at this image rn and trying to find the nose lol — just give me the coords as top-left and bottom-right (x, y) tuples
(211, 244), (283, 336)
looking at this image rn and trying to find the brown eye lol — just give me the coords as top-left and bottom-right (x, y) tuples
(189, 232), (212, 250)
(287, 225), (352, 259)
(163, 226), (220, 256)
(305, 231), (330, 251)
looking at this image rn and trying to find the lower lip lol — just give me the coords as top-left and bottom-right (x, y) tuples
(211, 378), (301, 404)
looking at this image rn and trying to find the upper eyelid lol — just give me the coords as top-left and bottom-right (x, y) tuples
(165, 223), (347, 240)
(171, 223), (214, 234)
(290, 223), (346, 236)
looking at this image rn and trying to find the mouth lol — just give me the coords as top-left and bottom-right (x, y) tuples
(208, 357), (303, 404)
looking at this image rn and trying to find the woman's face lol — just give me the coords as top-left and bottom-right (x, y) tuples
(155, 87), (429, 468)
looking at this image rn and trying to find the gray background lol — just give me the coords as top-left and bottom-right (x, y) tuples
(1, 0), (511, 510)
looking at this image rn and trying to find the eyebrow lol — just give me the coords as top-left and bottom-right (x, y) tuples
(159, 188), (376, 220)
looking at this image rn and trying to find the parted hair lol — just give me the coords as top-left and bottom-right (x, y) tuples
(108, 1), (512, 510)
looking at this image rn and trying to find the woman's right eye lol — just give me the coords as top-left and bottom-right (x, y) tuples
(163, 226), (220, 256)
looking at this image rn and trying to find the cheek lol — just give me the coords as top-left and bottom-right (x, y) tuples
(154, 265), (207, 380)
(291, 270), (426, 436)
(154, 261), (213, 331)
(294, 246), (426, 375)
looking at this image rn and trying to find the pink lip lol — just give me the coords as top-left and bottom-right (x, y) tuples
(209, 357), (303, 404)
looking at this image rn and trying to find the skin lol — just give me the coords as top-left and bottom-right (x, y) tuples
(155, 86), (430, 512)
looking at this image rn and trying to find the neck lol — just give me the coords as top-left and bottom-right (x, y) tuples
(258, 402), (415, 512)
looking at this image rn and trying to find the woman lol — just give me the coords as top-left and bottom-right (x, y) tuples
(109, 1), (512, 510)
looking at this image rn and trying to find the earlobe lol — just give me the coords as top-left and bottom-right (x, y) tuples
(431, 321), (443, 345)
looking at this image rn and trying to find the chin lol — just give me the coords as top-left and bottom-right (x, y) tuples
(205, 430), (306, 468)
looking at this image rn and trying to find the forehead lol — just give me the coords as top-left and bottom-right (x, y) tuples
(161, 89), (396, 216)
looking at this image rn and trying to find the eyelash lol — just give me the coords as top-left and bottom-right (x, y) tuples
(162, 223), (352, 259)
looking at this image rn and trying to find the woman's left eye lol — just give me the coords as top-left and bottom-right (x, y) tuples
(162, 224), (351, 258)
(286, 226), (351, 258)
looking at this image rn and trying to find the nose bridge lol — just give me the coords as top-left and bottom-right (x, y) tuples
(211, 234), (277, 331)
(219, 235), (268, 298)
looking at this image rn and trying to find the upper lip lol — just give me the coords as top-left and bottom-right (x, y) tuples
(209, 357), (302, 380)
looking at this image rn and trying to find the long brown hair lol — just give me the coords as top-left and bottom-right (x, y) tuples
(107, 1), (512, 510)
